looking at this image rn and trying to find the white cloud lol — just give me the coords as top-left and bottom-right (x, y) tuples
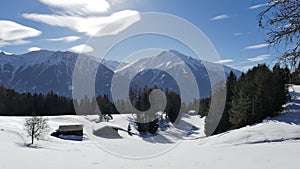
(0, 41), (10, 47)
(23, 0), (140, 37)
(0, 20), (41, 41)
(244, 43), (269, 50)
(234, 32), (251, 36)
(28, 47), (42, 52)
(108, 0), (126, 6)
(214, 59), (234, 64)
(0, 40), (30, 47)
(249, 3), (268, 9)
(23, 10), (140, 37)
(0, 20), (41, 47)
(69, 44), (93, 53)
(210, 14), (231, 21)
(40, 0), (111, 15)
(247, 54), (270, 62)
(46, 36), (81, 43)
(12, 40), (30, 45)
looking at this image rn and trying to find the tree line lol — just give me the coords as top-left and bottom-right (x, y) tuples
(0, 86), (117, 116)
(205, 64), (291, 135)
(0, 63), (293, 135)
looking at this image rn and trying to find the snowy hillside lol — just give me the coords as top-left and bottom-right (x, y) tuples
(0, 85), (300, 168)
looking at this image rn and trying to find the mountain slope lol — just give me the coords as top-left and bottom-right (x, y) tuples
(0, 50), (113, 97)
(0, 50), (241, 100)
(115, 50), (241, 100)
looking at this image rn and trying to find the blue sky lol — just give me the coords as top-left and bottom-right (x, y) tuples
(0, 0), (275, 71)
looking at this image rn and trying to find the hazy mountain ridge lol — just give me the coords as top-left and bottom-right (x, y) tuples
(115, 50), (241, 99)
(0, 50), (241, 99)
(0, 50), (113, 97)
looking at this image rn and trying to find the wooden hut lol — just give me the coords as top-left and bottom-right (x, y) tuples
(51, 124), (83, 137)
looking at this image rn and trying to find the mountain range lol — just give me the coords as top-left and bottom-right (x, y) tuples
(0, 50), (241, 101)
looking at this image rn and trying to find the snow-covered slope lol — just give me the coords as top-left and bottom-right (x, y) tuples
(0, 50), (113, 97)
(199, 85), (300, 146)
(0, 85), (299, 168)
(115, 50), (241, 99)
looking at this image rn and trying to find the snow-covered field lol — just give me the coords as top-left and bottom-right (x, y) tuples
(1, 86), (300, 169)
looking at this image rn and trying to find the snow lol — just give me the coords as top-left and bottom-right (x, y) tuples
(1, 86), (300, 168)
(0, 50), (13, 55)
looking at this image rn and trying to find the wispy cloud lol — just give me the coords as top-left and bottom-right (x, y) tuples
(0, 20), (41, 47)
(12, 40), (30, 45)
(0, 41), (10, 47)
(0, 40), (30, 47)
(210, 14), (231, 21)
(46, 36), (81, 43)
(40, 0), (111, 15)
(214, 59), (234, 64)
(234, 32), (251, 36)
(247, 54), (270, 62)
(69, 44), (93, 53)
(244, 43), (269, 50)
(28, 47), (42, 52)
(23, 0), (141, 37)
(249, 3), (268, 9)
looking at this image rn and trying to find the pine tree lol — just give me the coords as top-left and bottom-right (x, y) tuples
(165, 91), (181, 123)
(272, 64), (289, 115)
(229, 73), (252, 128)
(229, 64), (284, 129)
(213, 71), (237, 134)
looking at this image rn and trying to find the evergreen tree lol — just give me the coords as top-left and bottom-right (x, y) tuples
(165, 91), (181, 123)
(229, 76), (252, 128)
(272, 64), (290, 114)
(213, 71), (237, 134)
(229, 64), (288, 129)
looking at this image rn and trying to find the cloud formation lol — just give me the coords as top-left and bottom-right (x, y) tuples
(40, 0), (110, 15)
(46, 36), (81, 43)
(0, 20), (41, 47)
(23, 0), (141, 37)
(247, 54), (270, 62)
(69, 44), (93, 53)
(244, 43), (269, 50)
(234, 32), (251, 36)
(210, 14), (231, 21)
(28, 47), (42, 52)
(214, 59), (234, 64)
(249, 3), (268, 9)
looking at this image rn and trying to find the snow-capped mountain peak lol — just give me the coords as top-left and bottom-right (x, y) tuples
(0, 50), (240, 100)
(114, 50), (241, 100)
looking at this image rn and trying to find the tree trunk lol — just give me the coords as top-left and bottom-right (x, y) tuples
(31, 125), (34, 144)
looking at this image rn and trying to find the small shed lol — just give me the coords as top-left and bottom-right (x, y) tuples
(51, 124), (83, 138)
(93, 123), (122, 138)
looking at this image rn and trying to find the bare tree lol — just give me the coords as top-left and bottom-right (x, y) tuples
(258, 0), (300, 67)
(24, 116), (50, 144)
